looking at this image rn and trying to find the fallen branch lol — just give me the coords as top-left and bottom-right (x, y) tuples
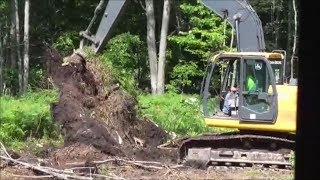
(157, 140), (177, 149)
(0, 142), (127, 179)
(0, 155), (68, 180)
(94, 158), (166, 167)
(91, 173), (126, 180)
(10, 174), (54, 179)
(0, 155), (95, 180)
(0, 142), (12, 159)
(157, 135), (190, 149)
(0, 142), (182, 179)
(66, 159), (115, 167)
(121, 161), (163, 170)
(67, 158), (164, 170)
(66, 157), (183, 171)
(65, 166), (96, 171)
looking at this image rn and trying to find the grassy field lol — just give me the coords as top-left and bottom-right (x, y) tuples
(0, 90), (62, 148)
(138, 93), (232, 136)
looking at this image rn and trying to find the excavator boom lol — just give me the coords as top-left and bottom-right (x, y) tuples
(79, 0), (265, 53)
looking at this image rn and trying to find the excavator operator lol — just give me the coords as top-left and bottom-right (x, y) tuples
(222, 86), (238, 116)
(245, 70), (257, 92)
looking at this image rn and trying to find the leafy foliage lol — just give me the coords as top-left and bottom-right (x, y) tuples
(248, 0), (298, 53)
(169, 1), (230, 58)
(1, 68), (18, 95)
(53, 31), (80, 56)
(28, 64), (47, 90)
(138, 93), (230, 136)
(166, 1), (231, 93)
(0, 1), (9, 23)
(289, 150), (295, 169)
(168, 61), (202, 93)
(0, 90), (61, 146)
(100, 33), (148, 96)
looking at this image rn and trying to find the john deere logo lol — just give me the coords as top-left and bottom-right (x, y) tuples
(255, 63), (262, 70)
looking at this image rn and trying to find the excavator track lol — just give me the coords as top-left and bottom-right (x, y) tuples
(178, 131), (295, 169)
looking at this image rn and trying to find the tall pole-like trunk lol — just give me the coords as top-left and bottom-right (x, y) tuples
(230, 28), (234, 49)
(156, 0), (171, 94)
(10, 0), (16, 69)
(286, 1), (292, 82)
(173, 0), (181, 32)
(4, 24), (10, 66)
(290, 0), (297, 81)
(271, 0), (275, 46)
(23, 0), (30, 94)
(145, 0), (158, 94)
(14, 0), (23, 94)
(231, 63), (237, 86)
(230, 27), (236, 86)
(223, 19), (227, 47)
(4, 25), (9, 68)
(274, 0), (280, 48)
(0, 27), (4, 95)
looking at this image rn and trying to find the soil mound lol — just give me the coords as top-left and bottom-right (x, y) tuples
(45, 47), (173, 162)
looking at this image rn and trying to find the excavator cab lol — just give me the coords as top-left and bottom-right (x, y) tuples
(201, 52), (283, 130)
(199, 51), (295, 133)
(178, 52), (293, 168)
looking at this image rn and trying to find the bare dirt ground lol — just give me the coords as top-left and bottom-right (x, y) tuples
(0, 161), (294, 180)
(0, 143), (294, 180)
(0, 47), (294, 179)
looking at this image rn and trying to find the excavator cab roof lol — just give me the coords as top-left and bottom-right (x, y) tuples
(210, 51), (284, 62)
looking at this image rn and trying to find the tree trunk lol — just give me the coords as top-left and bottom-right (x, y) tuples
(274, 0), (280, 48)
(156, 0), (171, 94)
(145, 0), (158, 94)
(173, 0), (181, 32)
(4, 25), (10, 66)
(231, 63), (237, 86)
(290, 0), (297, 81)
(10, 0), (16, 69)
(4, 25), (9, 68)
(14, 0), (23, 94)
(286, 1), (292, 82)
(223, 19), (227, 47)
(0, 27), (4, 95)
(23, 0), (30, 94)
(230, 28), (234, 49)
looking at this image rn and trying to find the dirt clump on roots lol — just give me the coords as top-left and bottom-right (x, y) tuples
(45, 47), (176, 164)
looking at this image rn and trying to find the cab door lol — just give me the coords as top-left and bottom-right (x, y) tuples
(238, 57), (278, 123)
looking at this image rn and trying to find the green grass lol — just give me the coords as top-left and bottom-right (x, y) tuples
(290, 150), (295, 169)
(0, 90), (62, 147)
(138, 93), (231, 136)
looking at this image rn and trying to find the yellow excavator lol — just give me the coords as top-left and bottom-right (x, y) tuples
(177, 0), (297, 168)
(180, 50), (297, 168)
(78, 0), (297, 168)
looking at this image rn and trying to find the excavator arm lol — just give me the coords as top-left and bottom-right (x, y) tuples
(79, 0), (129, 53)
(79, 0), (265, 53)
(200, 0), (265, 52)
